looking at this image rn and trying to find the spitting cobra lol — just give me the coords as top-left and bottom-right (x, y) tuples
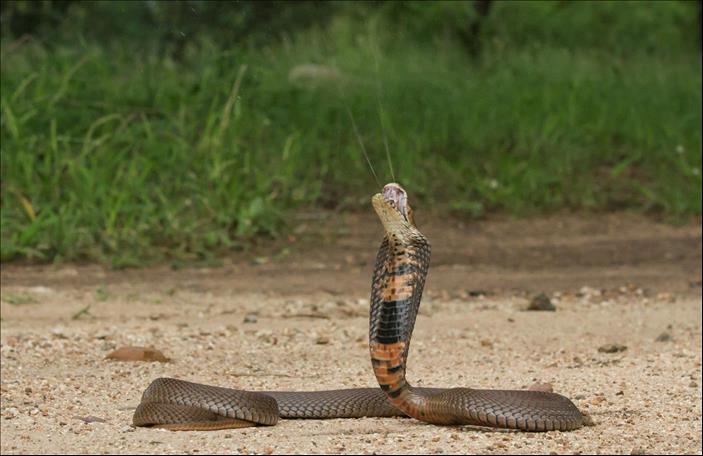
(133, 183), (584, 431)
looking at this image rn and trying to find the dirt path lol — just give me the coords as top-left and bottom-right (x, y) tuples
(1, 212), (701, 454)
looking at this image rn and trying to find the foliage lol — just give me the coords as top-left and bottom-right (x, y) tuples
(1, 1), (701, 263)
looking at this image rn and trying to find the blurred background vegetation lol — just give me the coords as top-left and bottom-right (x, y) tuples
(1, 0), (701, 266)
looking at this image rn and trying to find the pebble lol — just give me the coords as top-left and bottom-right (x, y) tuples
(75, 415), (107, 424)
(598, 343), (627, 353)
(316, 335), (330, 345)
(28, 286), (54, 295)
(243, 313), (258, 324)
(528, 382), (554, 392)
(105, 346), (170, 362)
(94, 332), (111, 340)
(50, 327), (68, 339)
(655, 332), (672, 342)
(527, 293), (556, 311)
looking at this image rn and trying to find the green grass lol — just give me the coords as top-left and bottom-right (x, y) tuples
(1, 1), (701, 264)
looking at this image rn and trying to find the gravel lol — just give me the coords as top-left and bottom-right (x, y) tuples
(1, 280), (701, 454)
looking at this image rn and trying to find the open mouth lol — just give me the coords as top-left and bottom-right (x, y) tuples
(382, 183), (408, 219)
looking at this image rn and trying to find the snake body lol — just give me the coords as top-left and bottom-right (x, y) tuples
(133, 183), (584, 431)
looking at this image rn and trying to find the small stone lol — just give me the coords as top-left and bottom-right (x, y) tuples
(527, 293), (556, 311)
(631, 447), (647, 455)
(316, 335), (330, 345)
(105, 346), (170, 363)
(598, 343), (627, 353)
(655, 332), (672, 342)
(480, 339), (493, 348)
(50, 327), (68, 339)
(94, 331), (111, 340)
(75, 415), (107, 424)
(689, 381), (697, 388)
(581, 412), (596, 426)
(528, 382), (553, 392)
(243, 313), (258, 324)
(5, 336), (21, 347)
(590, 396), (607, 405)
(28, 286), (54, 295)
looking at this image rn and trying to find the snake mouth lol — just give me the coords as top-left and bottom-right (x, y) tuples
(381, 183), (409, 220)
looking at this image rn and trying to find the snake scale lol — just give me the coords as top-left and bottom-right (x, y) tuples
(133, 183), (584, 431)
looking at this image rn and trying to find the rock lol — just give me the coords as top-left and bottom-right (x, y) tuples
(528, 382), (554, 392)
(94, 331), (111, 340)
(243, 313), (258, 324)
(28, 286), (54, 295)
(466, 289), (489, 297)
(598, 343), (627, 353)
(527, 293), (556, 311)
(50, 327), (68, 339)
(316, 335), (330, 345)
(581, 412), (596, 426)
(655, 332), (672, 342)
(105, 346), (170, 362)
(75, 415), (107, 424)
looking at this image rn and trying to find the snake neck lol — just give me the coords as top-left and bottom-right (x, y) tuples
(370, 228), (439, 422)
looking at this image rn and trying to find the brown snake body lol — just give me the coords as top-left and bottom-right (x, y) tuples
(133, 183), (584, 431)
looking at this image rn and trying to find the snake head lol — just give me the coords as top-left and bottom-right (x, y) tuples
(372, 183), (416, 231)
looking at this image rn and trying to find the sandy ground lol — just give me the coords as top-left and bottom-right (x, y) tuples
(1, 212), (701, 455)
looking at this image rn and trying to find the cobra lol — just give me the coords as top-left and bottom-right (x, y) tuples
(133, 183), (584, 431)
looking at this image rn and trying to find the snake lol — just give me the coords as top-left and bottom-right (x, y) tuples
(133, 183), (584, 431)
